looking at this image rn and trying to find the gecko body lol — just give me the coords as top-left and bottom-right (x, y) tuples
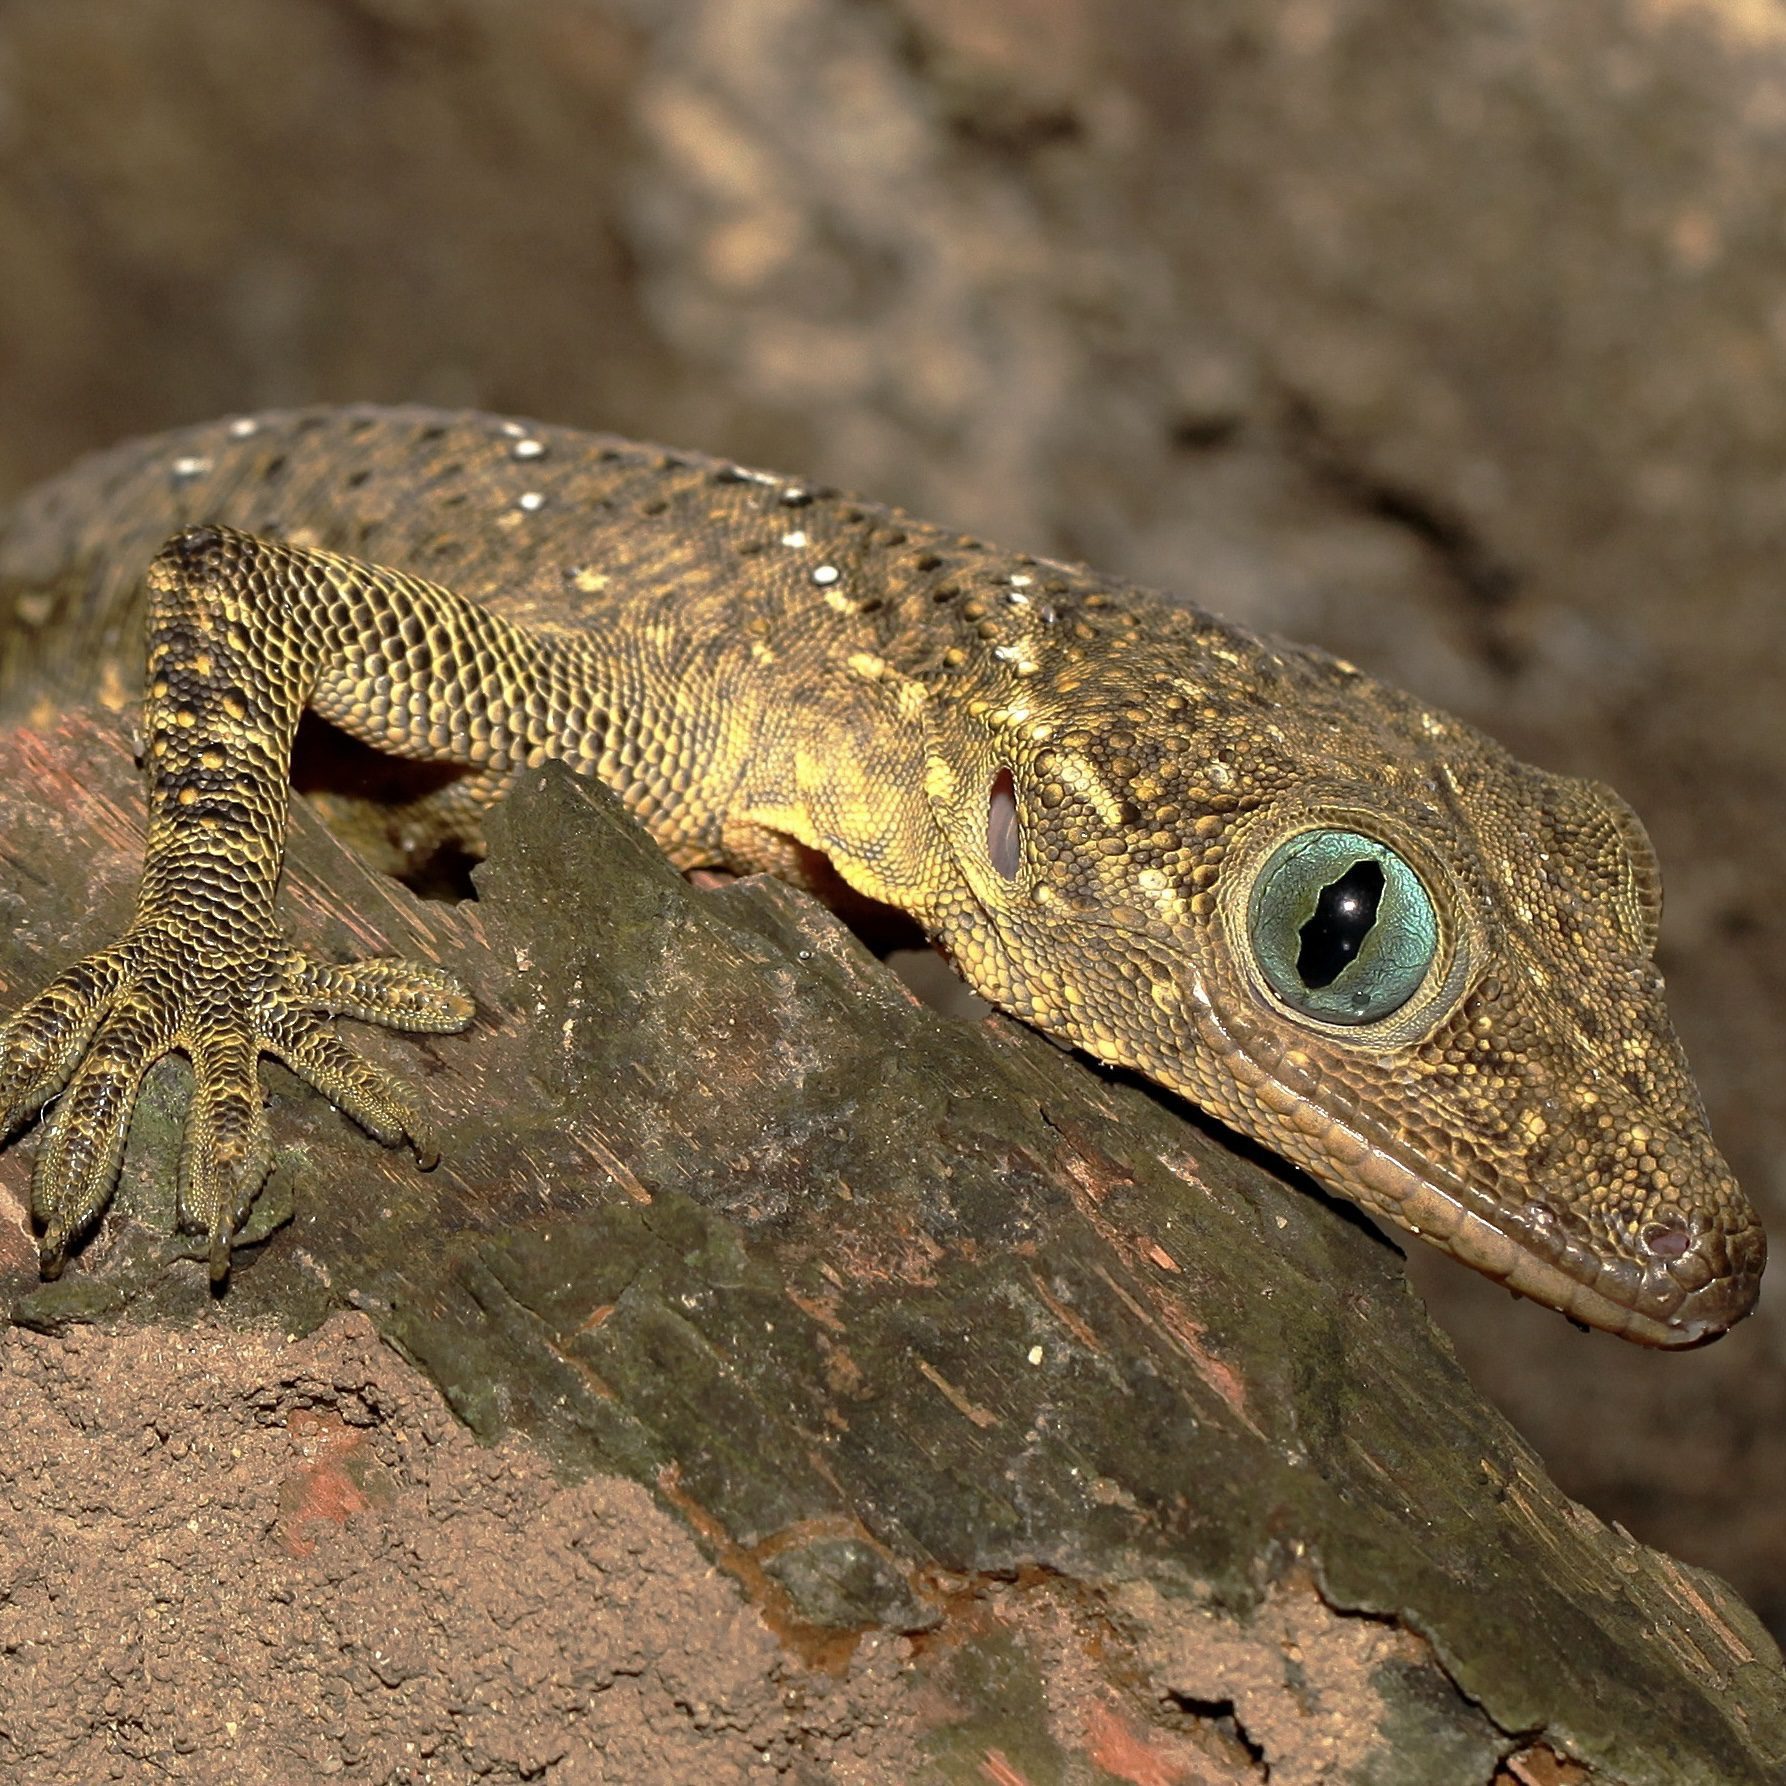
(0, 406), (1762, 1344)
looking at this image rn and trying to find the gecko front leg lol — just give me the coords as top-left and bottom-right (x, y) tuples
(0, 525), (503, 1277)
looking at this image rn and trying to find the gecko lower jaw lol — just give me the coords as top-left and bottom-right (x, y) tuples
(1190, 1005), (1765, 1346)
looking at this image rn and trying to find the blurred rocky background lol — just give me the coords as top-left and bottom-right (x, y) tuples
(0, 0), (1781, 1630)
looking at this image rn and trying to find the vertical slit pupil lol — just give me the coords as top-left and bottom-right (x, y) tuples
(988, 768), (1020, 879)
(1297, 860), (1384, 988)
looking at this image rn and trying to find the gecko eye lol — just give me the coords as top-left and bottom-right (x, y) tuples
(1246, 829), (1437, 1024)
(988, 767), (1020, 879)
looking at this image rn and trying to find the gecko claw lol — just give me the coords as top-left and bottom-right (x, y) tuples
(37, 1226), (70, 1280)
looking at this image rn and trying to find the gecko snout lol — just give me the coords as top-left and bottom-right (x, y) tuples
(1657, 1230), (1766, 1345)
(1548, 1121), (1766, 1345)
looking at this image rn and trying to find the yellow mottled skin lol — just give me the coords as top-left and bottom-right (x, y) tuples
(0, 406), (1764, 1343)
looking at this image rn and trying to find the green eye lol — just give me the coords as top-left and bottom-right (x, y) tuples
(1246, 830), (1437, 1024)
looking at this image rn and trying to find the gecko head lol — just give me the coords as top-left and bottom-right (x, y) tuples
(925, 643), (1764, 1346)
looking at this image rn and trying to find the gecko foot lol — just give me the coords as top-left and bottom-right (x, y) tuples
(0, 924), (473, 1279)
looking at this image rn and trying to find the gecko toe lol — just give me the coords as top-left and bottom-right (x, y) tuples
(178, 1033), (275, 1253)
(279, 954), (474, 1033)
(30, 1003), (165, 1265)
(265, 1012), (436, 1161)
(0, 949), (128, 1135)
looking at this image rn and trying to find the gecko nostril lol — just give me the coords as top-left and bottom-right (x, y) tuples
(1642, 1219), (1692, 1261)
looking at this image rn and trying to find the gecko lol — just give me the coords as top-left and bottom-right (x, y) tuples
(0, 405), (1763, 1346)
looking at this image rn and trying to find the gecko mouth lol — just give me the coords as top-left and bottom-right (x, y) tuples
(1188, 997), (1763, 1347)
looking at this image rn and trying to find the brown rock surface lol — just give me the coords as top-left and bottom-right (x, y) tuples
(0, 1311), (922, 1783)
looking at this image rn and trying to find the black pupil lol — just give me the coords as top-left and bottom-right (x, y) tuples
(1296, 860), (1385, 989)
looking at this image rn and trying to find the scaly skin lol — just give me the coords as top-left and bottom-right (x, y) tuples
(0, 406), (1764, 1341)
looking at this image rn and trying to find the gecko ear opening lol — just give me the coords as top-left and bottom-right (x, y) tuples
(988, 767), (1020, 879)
